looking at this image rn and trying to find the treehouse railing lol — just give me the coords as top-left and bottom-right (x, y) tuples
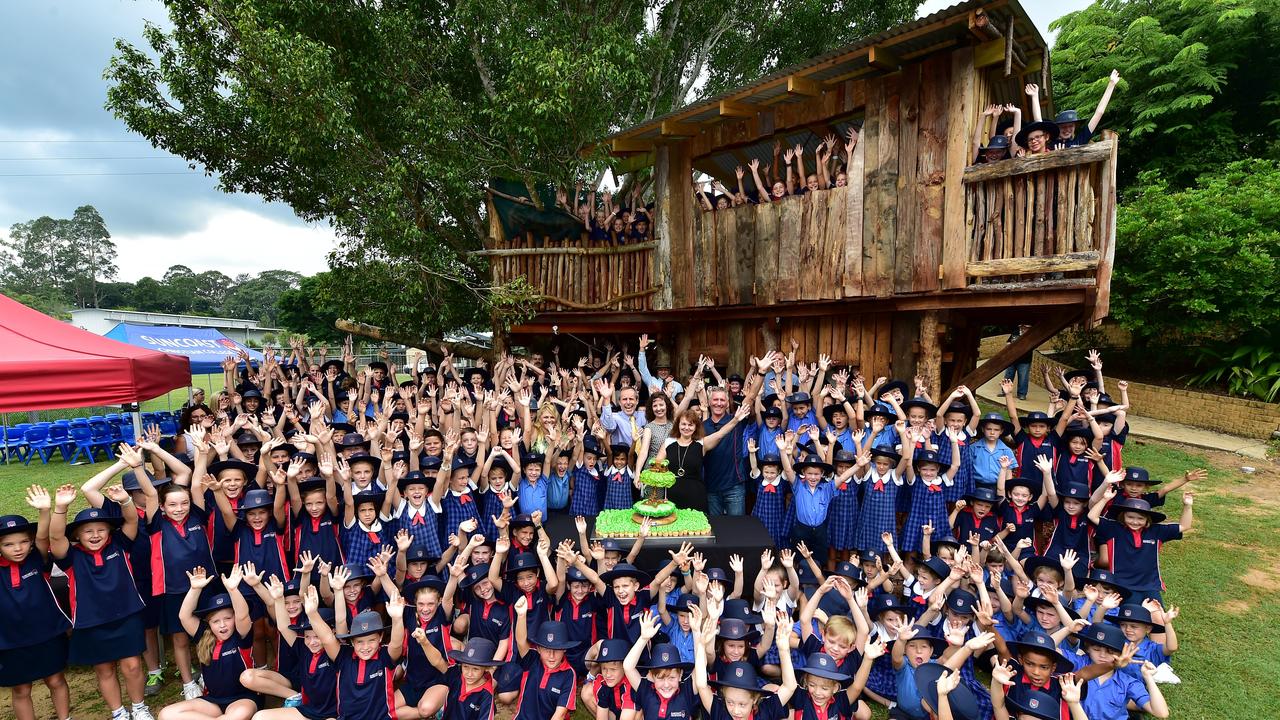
(961, 135), (1118, 299)
(476, 234), (656, 313)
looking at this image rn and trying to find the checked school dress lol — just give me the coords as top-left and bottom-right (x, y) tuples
(569, 464), (602, 517)
(440, 486), (482, 540)
(602, 467), (634, 510)
(900, 475), (953, 553)
(393, 501), (444, 561)
(828, 473), (861, 552)
(751, 475), (793, 548)
(939, 428), (976, 504)
(853, 468), (902, 553)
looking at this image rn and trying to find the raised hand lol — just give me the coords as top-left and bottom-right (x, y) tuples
(221, 563), (244, 591)
(25, 485), (51, 511)
(187, 567), (213, 589)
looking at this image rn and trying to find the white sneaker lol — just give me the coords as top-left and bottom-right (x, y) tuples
(182, 681), (202, 700)
(132, 707), (156, 720)
(1152, 662), (1182, 684)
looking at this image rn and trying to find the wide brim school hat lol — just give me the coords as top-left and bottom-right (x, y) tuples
(520, 451), (546, 466)
(397, 471), (430, 491)
(447, 638), (506, 667)
(320, 359), (346, 375)
(0, 515), (36, 537)
(608, 443), (632, 457)
(901, 626), (949, 656)
(868, 593), (907, 619)
(237, 489), (274, 513)
(1108, 604), (1164, 631)
(595, 638), (630, 663)
(341, 562), (375, 583)
(290, 608), (334, 633)
(931, 535), (963, 555)
(1123, 467), (1160, 485)
(122, 470), (171, 493)
(403, 577), (447, 598)
(822, 403), (850, 424)
(786, 392), (813, 406)
(863, 403), (898, 422)
(234, 431), (262, 447)
(705, 567), (729, 584)
(503, 552), (542, 577)
(833, 449), (857, 466)
(451, 455), (478, 472)
(869, 447), (902, 465)
(639, 642), (693, 670)
(722, 598), (764, 625)
(982, 134), (1011, 151)
(762, 407), (784, 421)
(665, 592), (696, 613)
(510, 514), (536, 529)
(962, 486), (998, 504)
(1007, 689), (1061, 720)
(351, 490), (386, 510)
(1021, 592), (1079, 620)
(1022, 555), (1066, 580)
(1006, 476), (1042, 498)
(403, 545), (433, 563)
(801, 652), (853, 683)
(716, 618), (761, 642)
(977, 412), (1015, 435)
(913, 449), (944, 469)
(1015, 120), (1060, 148)
(530, 621), (580, 650)
(338, 610), (386, 640)
(945, 588), (978, 616)
(208, 459), (260, 479)
(367, 361), (389, 373)
(1019, 411), (1052, 427)
(918, 557), (951, 583)
(337, 432), (371, 449)
(793, 454), (833, 474)
(241, 388), (264, 400)
(1061, 426), (1094, 443)
(65, 508), (124, 536)
(1054, 109), (1081, 124)
(833, 562), (866, 587)
(878, 380), (910, 400)
(347, 453), (383, 474)
(297, 477), (326, 495)
(1075, 621), (1127, 652)
(916, 662), (981, 720)
(1107, 496), (1166, 524)
(710, 661), (770, 692)
(599, 562), (651, 586)
(942, 401), (974, 419)
(1059, 482), (1090, 501)
(460, 563), (492, 589)
(195, 593), (234, 616)
(757, 453), (785, 469)
(462, 367), (491, 382)
(1074, 569), (1132, 600)
(901, 397), (938, 417)
(1007, 629), (1074, 673)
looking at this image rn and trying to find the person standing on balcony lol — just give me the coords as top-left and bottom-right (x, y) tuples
(1000, 325), (1034, 401)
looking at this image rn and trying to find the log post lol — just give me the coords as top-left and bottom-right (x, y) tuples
(918, 310), (942, 397)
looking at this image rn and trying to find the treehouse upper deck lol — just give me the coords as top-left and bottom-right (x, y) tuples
(481, 0), (1118, 388)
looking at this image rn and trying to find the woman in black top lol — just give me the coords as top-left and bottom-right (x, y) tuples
(656, 406), (749, 513)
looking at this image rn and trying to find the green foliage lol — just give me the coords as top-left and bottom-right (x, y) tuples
(1189, 332), (1280, 402)
(275, 272), (346, 343)
(103, 0), (921, 340)
(1051, 0), (1280, 187)
(1, 205), (118, 309)
(1112, 160), (1280, 343)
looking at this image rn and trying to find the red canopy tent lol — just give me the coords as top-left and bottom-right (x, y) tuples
(0, 293), (192, 413)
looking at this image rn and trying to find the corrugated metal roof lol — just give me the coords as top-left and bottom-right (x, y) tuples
(607, 0), (1046, 144)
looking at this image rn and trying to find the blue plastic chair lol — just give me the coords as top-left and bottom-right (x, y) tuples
(23, 427), (56, 465)
(105, 413), (121, 422)
(158, 418), (179, 437)
(2, 427), (28, 462)
(89, 422), (117, 456)
(45, 424), (73, 461)
(66, 426), (98, 464)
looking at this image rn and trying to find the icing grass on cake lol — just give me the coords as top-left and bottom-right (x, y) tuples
(596, 509), (711, 537)
(638, 466), (676, 488)
(632, 500), (677, 518)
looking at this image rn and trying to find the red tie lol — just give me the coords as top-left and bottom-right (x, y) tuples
(837, 482), (848, 491)
(368, 531), (381, 544)
(762, 484), (777, 493)
(874, 478), (885, 491)
(0, 558), (21, 588)
(927, 483), (942, 493)
(412, 514), (425, 526)
(459, 493), (473, 505)
(913, 595), (926, 605)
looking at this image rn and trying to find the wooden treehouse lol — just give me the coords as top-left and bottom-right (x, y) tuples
(479, 0), (1118, 391)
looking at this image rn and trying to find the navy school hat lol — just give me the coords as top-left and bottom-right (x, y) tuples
(901, 397), (938, 417)
(238, 488), (274, 513)
(1014, 120), (1060, 149)
(716, 618), (761, 642)
(531, 620), (580, 650)
(868, 593), (908, 619)
(347, 453), (382, 474)
(338, 610), (386, 640)
(901, 625), (949, 656)
(520, 451), (546, 466)
(710, 661), (768, 692)
(913, 449), (945, 469)
(1059, 482), (1090, 501)
(1109, 604), (1163, 630)
(340, 562), (374, 583)
(762, 407), (784, 421)
(234, 431), (262, 446)
(942, 401), (974, 418)
(757, 453), (784, 469)
(65, 507), (124, 536)
(582, 437), (603, 456)
(0, 515), (35, 537)
(292, 452), (317, 465)
(368, 361), (389, 372)
(338, 432), (370, 448)
(833, 449), (857, 466)
(982, 134), (1011, 151)
(1007, 689), (1060, 720)
(351, 490), (386, 511)
(801, 652), (852, 683)
(565, 566), (590, 584)
(1007, 629), (1073, 673)
(863, 402), (898, 422)
(1019, 411), (1052, 427)
(977, 412), (1014, 435)
(504, 552), (542, 577)
(665, 592), (696, 612)
(1006, 475), (1042, 499)
(945, 588), (978, 616)
(599, 538), (624, 553)
(722, 598), (764, 625)
(421, 455), (444, 472)
(916, 662), (981, 720)
(640, 642), (692, 670)
(1075, 621), (1127, 652)
(208, 459), (260, 479)
(460, 563), (492, 589)
(1107, 496), (1166, 524)
(398, 471), (430, 491)
(1021, 592), (1078, 620)
(1022, 555), (1066, 581)
(1122, 467), (1160, 485)
(297, 477), (326, 496)
(1054, 109), (1081, 124)
(932, 535), (963, 555)
(1062, 369), (1092, 384)
(833, 561), (865, 587)
(403, 545), (434, 563)
(1074, 568), (1131, 600)
(122, 469), (171, 493)
(785, 392), (813, 405)
(962, 485), (998, 504)
(878, 380), (910, 399)
(510, 513), (536, 529)
(795, 560), (819, 585)
(794, 454), (833, 475)
(195, 593), (234, 616)
(869, 447), (902, 465)
(282, 578), (302, 597)
(595, 638), (630, 663)
(448, 637), (506, 667)
(599, 563), (651, 586)
(919, 557), (952, 582)
(822, 403), (850, 424)
(289, 607), (334, 633)
(388, 412), (410, 424)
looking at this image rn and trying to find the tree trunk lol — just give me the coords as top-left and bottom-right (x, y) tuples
(334, 319), (492, 360)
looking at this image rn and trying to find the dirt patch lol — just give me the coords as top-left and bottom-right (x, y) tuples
(1180, 447), (1280, 507)
(1241, 567), (1280, 592)
(1221, 598), (1253, 615)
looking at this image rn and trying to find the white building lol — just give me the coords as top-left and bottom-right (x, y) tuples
(71, 308), (283, 345)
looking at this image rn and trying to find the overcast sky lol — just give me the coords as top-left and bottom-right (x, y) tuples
(0, 0), (1090, 283)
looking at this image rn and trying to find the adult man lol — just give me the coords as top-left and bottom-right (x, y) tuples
(702, 352), (771, 516)
(636, 334), (684, 397)
(598, 381), (647, 447)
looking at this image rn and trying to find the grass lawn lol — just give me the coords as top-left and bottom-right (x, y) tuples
(0, 439), (1275, 719)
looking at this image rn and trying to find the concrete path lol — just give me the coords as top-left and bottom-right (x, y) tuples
(975, 366), (1273, 460)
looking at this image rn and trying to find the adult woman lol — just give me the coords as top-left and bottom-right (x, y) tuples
(655, 406), (749, 513)
(172, 404), (215, 462)
(632, 392), (683, 477)
(525, 404), (562, 455)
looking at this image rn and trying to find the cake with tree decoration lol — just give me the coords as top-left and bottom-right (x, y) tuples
(594, 458), (711, 538)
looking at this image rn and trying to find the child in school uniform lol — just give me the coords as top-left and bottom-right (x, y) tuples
(431, 443), (483, 542)
(602, 443), (636, 511)
(996, 463), (1047, 559)
(692, 609), (797, 720)
(827, 449), (862, 565)
(900, 442), (961, 555)
(1043, 478), (1092, 563)
(1110, 602), (1179, 683)
(935, 389), (981, 505)
(161, 566), (259, 720)
(395, 574), (456, 719)
(624, 616), (698, 720)
(578, 638), (633, 720)
(50, 484), (154, 720)
(516, 451), (551, 517)
(598, 551), (687, 644)
(413, 637), (505, 720)
(951, 486), (1002, 544)
(568, 435), (604, 518)
(783, 449), (838, 566)
(250, 586), (342, 720)
(552, 547), (605, 676)
(204, 459), (259, 575)
(747, 446), (793, 549)
(864, 593), (910, 706)
(490, 535), (558, 641)
(0, 492), (72, 720)
(308, 597), (407, 720)
(214, 485), (289, 620)
(1087, 490), (1193, 603)
(457, 562), (513, 662)
(1070, 622), (1169, 720)
(511, 602), (580, 720)
(138, 456), (217, 701)
(340, 486), (393, 574)
(970, 413), (1018, 488)
(852, 445), (908, 556)
(388, 470), (444, 562)
(289, 473), (343, 572)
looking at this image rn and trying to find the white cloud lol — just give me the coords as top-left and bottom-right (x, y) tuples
(112, 207), (337, 281)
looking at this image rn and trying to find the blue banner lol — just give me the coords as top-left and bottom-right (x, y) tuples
(104, 323), (265, 374)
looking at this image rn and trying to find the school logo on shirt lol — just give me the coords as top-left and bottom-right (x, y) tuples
(550, 686), (562, 694)
(366, 669), (384, 680)
(104, 551), (120, 562)
(734, 667), (745, 678)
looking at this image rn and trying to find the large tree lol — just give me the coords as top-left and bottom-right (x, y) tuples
(1051, 0), (1280, 188)
(1, 206), (119, 309)
(105, 0), (920, 343)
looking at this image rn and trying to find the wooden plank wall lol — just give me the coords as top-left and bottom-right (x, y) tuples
(489, 234), (655, 312)
(697, 315), (895, 376)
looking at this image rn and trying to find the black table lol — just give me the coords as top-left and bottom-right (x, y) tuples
(543, 514), (777, 582)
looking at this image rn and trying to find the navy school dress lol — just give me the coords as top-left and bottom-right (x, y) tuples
(0, 548), (71, 686)
(57, 533), (147, 665)
(196, 625), (258, 710)
(441, 487), (483, 542)
(751, 476), (794, 549)
(335, 645), (397, 720)
(148, 507), (217, 635)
